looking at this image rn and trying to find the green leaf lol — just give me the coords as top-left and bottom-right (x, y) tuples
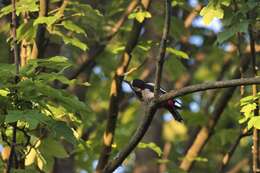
(138, 142), (162, 157)
(193, 156), (208, 162)
(200, 2), (224, 25)
(252, 117), (260, 130)
(49, 121), (77, 145)
(240, 103), (257, 119)
(34, 16), (60, 27)
(0, 64), (15, 85)
(17, 21), (37, 42)
(53, 30), (88, 51)
(216, 21), (249, 44)
(240, 95), (257, 106)
(5, 110), (50, 129)
(166, 47), (189, 59)
(239, 116), (248, 124)
(128, 11), (152, 23)
(62, 20), (87, 36)
(0, 0), (38, 18)
(20, 56), (71, 77)
(39, 138), (68, 158)
(0, 5), (12, 18)
(221, 0), (232, 6)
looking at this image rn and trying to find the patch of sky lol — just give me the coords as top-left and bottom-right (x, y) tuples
(93, 66), (108, 80)
(219, 43), (233, 52)
(163, 112), (174, 122)
(188, 0), (198, 7)
(80, 170), (87, 173)
(114, 166), (127, 173)
(189, 101), (200, 112)
(189, 35), (204, 46)
(192, 17), (223, 33)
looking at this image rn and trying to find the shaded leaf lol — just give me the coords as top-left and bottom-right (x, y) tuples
(5, 110), (50, 129)
(62, 20), (87, 36)
(39, 138), (68, 158)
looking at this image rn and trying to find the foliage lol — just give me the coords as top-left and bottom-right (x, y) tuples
(239, 93), (260, 129)
(0, 0), (259, 172)
(0, 57), (89, 171)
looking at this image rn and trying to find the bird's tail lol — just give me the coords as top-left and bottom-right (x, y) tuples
(166, 106), (183, 122)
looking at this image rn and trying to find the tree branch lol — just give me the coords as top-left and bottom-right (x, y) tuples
(154, 0), (171, 97)
(31, 0), (49, 59)
(95, 1), (151, 172)
(219, 129), (251, 172)
(67, 0), (140, 80)
(157, 77), (260, 104)
(179, 50), (252, 171)
(248, 10), (259, 173)
(106, 0), (140, 40)
(6, 0), (19, 172)
(101, 0), (171, 172)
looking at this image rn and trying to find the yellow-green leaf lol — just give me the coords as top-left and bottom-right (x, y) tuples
(167, 47), (189, 59)
(200, 2), (224, 25)
(138, 142), (162, 157)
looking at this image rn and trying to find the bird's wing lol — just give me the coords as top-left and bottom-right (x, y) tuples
(146, 82), (167, 94)
(174, 98), (182, 109)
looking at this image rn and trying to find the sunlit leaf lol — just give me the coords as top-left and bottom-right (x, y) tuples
(138, 142), (162, 157)
(34, 16), (60, 27)
(128, 11), (152, 23)
(167, 47), (189, 59)
(200, 2), (224, 25)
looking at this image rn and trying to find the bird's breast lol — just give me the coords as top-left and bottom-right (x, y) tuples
(141, 89), (154, 101)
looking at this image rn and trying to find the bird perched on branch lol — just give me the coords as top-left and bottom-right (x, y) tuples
(124, 79), (183, 122)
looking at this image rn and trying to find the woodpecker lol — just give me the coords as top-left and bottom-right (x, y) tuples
(124, 79), (183, 122)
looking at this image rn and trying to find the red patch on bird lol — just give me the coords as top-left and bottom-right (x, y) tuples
(167, 100), (174, 107)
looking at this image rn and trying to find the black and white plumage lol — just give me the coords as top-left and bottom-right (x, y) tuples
(125, 79), (183, 122)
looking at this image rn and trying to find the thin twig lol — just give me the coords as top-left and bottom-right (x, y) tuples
(154, 0), (171, 98)
(178, 49), (252, 171)
(248, 10), (259, 173)
(106, 0), (140, 40)
(219, 129), (251, 172)
(123, 58), (148, 77)
(101, 1), (171, 172)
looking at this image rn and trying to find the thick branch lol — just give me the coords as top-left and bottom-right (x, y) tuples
(95, 1), (151, 172)
(102, 105), (157, 173)
(101, 76), (260, 173)
(31, 0), (49, 59)
(101, 0), (170, 172)
(158, 77), (260, 104)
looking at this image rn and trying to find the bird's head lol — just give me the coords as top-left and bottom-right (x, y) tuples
(131, 79), (145, 90)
